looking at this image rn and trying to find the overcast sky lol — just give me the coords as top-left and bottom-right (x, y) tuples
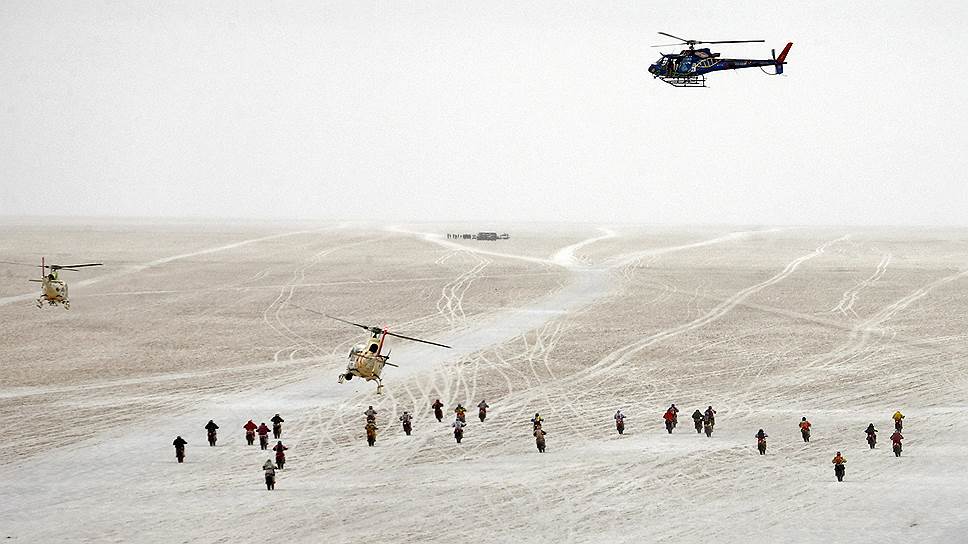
(1, 2), (964, 225)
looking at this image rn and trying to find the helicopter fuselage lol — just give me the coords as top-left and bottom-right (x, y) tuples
(31, 273), (70, 307)
(42, 278), (67, 302)
(340, 332), (393, 393)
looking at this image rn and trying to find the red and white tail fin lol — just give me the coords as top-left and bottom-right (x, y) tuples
(774, 42), (793, 74)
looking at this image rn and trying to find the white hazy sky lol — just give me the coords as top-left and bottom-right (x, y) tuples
(1, 2), (965, 225)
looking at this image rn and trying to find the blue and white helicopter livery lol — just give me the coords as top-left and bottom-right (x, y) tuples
(648, 32), (792, 87)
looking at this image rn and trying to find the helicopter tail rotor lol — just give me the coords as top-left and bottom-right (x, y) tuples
(774, 42), (793, 74)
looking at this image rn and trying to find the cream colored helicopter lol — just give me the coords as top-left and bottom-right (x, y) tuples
(15, 258), (102, 309)
(298, 307), (451, 394)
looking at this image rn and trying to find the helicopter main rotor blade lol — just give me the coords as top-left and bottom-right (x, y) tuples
(651, 43), (687, 48)
(292, 305), (384, 334)
(50, 263), (102, 270)
(383, 330), (452, 349)
(699, 39), (765, 44)
(325, 314), (383, 334)
(657, 31), (690, 43)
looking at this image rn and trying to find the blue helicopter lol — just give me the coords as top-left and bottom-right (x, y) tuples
(648, 32), (792, 87)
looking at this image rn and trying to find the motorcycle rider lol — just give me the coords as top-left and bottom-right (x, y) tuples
(667, 404), (679, 428)
(399, 411), (413, 436)
(478, 400), (489, 422)
(243, 419), (258, 446)
(271, 413), (284, 439)
(257, 422), (271, 450)
(663, 408), (676, 434)
(799, 417), (812, 442)
(832, 452), (846, 482)
(891, 430), (904, 457)
(614, 410), (626, 435)
(531, 413), (544, 430)
(454, 404), (467, 423)
(892, 410), (905, 431)
(263, 459), (277, 490)
(534, 427), (547, 453)
(702, 414), (714, 437)
(173, 436), (187, 463)
(865, 423), (877, 449)
(691, 410), (703, 433)
(432, 399), (444, 422)
(755, 429), (768, 455)
(273, 441), (289, 468)
(704, 406), (717, 428)
(452, 418), (466, 443)
(204, 420), (219, 446)
(365, 421), (378, 446)
(364, 406), (378, 423)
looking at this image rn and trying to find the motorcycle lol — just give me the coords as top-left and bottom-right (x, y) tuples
(893, 442), (902, 457)
(402, 419), (412, 436)
(801, 428), (810, 442)
(616, 419), (625, 435)
(867, 432), (877, 449)
(245, 430), (256, 446)
(207, 430), (217, 447)
(895, 420), (903, 432)
(693, 418), (703, 434)
(834, 463), (845, 482)
(703, 420), (713, 437)
(664, 419), (675, 434)
(454, 427), (463, 444)
(175, 445), (185, 463)
(456, 411), (466, 423)
(259, 434), (269, 450)
(434, 406), (443, 422)
(272, 422), (282, 439)
(757, 438), (767, 455)
(479, 407), (487, 423)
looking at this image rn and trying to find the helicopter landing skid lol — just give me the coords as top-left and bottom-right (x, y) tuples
(657, 75), (706, 87)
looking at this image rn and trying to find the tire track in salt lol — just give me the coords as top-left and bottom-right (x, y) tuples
(807, 265), (968, 374)
(830, 253), (892, 319)
(561, 235), (849, 385)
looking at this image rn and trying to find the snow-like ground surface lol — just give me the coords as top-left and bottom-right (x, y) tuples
(1, 223), (967, 543)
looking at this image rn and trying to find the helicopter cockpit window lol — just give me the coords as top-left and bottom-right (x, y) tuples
(348, 344), (365, 360)
(368, 343), (379, 354)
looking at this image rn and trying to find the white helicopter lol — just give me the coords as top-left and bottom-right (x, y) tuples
(298, 307), (451, 394)
(7, 257), (103, 309)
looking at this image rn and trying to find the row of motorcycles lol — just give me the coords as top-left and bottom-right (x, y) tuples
(191, 421), (283, 451)
(434, 404), (488, 423)
(613, 413), (715, 436)
(867, 419), (905, 457)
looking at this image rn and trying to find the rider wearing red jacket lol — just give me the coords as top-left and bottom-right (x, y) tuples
(243, 420), (258, 445)
(273, 441), (288, 469)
